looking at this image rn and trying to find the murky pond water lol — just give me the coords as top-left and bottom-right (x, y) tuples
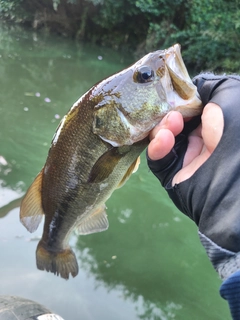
(0, 25), (231, 319)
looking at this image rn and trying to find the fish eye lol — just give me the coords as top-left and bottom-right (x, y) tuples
(134, 66), (154, 83)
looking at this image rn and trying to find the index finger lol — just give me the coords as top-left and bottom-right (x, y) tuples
(149, 111), (184, 141)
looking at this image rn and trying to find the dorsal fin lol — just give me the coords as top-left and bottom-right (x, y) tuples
(76, 204), (109, 235)
(20, 169), (45, 233)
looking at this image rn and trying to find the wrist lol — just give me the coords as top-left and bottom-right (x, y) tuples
(199, 231), (240, 281)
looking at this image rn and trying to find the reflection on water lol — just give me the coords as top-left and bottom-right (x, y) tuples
(0, 24), (231, 319)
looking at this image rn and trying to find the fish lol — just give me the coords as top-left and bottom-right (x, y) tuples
(20, 44), (202, 279)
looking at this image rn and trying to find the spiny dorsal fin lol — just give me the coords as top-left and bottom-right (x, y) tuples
(76, 204), (109, 235)
(20, 169), (44, 233)
(117, 156), (141, 189)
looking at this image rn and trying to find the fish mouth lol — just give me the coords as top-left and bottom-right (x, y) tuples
(164, 44), (197, 100)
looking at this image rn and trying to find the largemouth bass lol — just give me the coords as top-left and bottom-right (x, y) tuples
(20, 44), (202, 279)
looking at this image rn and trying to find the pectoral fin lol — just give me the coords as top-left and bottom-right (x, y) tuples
(88, 148), (124, 183)
(76, 204), (109, 235)
(20, 169), (44, 233)
(117, 156), (140, 189)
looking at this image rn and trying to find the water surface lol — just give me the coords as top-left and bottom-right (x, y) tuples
(0, 25), (230, 320)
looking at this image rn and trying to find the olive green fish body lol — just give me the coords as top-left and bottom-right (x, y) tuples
(41, 103), (147, 249)
(21, 88), (147, 279)
(20, 44), (202, 279)
(42, 90), (146, 241)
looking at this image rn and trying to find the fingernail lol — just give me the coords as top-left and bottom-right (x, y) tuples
(166, 111), (173, 120)
(160, 111), (172, 128)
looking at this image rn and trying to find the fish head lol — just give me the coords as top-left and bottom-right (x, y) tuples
(92, 44), (202, 147)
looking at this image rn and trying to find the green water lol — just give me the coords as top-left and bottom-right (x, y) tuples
(0, 25), (230, 320)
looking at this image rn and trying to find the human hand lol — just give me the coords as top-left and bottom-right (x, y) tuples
(147, 72), (240, 266)
(146, 73), (238, 231)
(148, 103), (224, 186)
(147, 73), (240, 320)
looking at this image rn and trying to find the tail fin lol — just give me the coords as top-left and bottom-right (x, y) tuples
(36, 241), (79, 280)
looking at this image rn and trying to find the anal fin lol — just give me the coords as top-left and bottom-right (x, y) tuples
(20, 169), (44, 233)
(76, 204), (109, 235)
